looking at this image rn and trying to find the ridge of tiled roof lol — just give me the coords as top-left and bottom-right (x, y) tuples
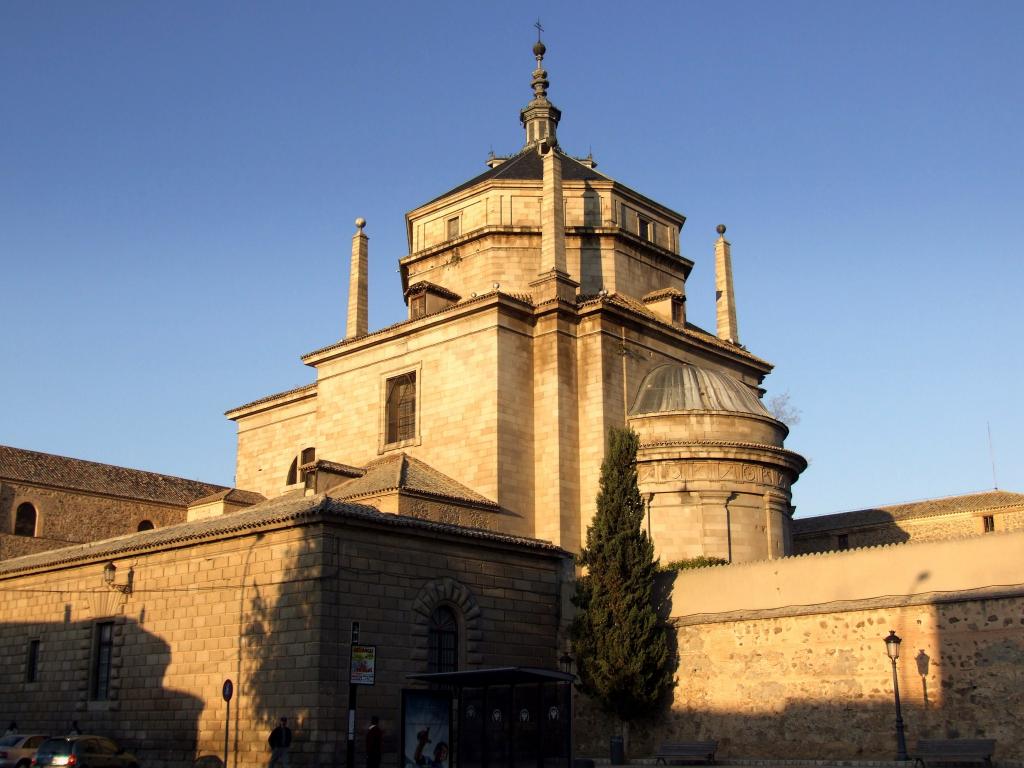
(642, 287), (685, 302)
(313, 460), (365, 478)
(334, 453), (498, 508)
(405, 281), (462, 301)
(225, 382), (316, 416)
(189, 488), (266, 506)
(0, 445), (227, 507)
(0, 493), (562, 577)
(420, 149), (611, 208)
(793, 490), (1024, 534)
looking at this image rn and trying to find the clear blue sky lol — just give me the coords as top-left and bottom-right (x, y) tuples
(2, 2), (1022, 518)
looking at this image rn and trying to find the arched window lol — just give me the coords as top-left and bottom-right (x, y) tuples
(428, 605), (459, 673)
(286, 446), (316, 485)
(385, 372), (416, 444)
(14, 502), (37, 537)
(137, 520), (155, 532)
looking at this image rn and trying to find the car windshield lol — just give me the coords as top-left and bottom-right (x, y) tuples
(37, 739), (72, 756)
(0, 736), (22, 747)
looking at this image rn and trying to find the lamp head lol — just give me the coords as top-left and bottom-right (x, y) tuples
(884, 630), (902, 660)
(103, 562), (116, 586)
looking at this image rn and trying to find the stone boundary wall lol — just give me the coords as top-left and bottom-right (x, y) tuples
(575, 533), (1023, 762)
(671, 530), (1024, 618)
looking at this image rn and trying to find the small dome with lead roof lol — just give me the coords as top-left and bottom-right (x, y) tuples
(629, 363), (770, 417)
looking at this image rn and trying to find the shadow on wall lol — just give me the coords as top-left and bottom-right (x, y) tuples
(0, 618), (203, 767)
(240, 533), (338, 768)
(575, 594), (1024, 761)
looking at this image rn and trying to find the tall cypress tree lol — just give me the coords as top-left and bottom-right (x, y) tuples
(571, 426), (673, 730)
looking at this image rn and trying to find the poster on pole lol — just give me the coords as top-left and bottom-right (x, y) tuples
(350, 645), (376, 685)
(401, 689), (452, 768)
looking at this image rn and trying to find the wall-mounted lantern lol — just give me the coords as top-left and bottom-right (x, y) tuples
(103, 562), (133, 595)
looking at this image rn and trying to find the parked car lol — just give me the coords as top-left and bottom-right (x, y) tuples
(31, 737), (138, 768)
(0, 735), (49, 768)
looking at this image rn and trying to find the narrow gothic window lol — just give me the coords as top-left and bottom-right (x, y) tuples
(91, 622), (114, 700)
(14, 502), (37, 537)
(286, 457), (298, 485)
(385, 373), (416, 444)
(428, 606), (458, 673)
(27, 639), (40, 683)
(983, 515), (995, 533)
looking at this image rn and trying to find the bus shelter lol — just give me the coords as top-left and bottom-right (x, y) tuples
(404, 667), (574, 768)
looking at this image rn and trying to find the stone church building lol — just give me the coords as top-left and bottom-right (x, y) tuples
(2, 40), (1022, 766)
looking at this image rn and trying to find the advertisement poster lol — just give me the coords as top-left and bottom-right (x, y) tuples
(401, 689), (452, 768)
(350, 645), (376, 685)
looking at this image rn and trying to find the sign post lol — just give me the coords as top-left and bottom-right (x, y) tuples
(346, 622), (375, 768)
(222, 679), (234, 768)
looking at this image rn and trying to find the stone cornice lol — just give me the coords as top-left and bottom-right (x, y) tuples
(225, 382), (317, 421)
(0, 495), (568, 580)
(301, 291), (535, 367)
(637, 439), (808, 476)
(576, 295), (773, 375)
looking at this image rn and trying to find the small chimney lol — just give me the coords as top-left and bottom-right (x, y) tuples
(714, 224), (739, 344)
(346, 218), (368, 339)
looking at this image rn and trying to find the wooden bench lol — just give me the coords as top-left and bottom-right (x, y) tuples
(914, 739), (995, 768)
(655, 741), (718, 765)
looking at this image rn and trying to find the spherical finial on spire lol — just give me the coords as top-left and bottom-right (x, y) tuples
(716, 224), (727, 236)
(533, 40), (546, 58)
(355, 217), (366, 231)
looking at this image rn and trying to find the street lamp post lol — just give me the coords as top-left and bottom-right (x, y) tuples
(884, 630), (909, 761)
(559, 653), (575, 768)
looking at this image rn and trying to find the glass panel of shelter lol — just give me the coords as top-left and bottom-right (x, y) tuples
(456, 682), (570, 768)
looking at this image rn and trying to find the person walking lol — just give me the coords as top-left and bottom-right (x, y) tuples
(268, 717), (292, 768)
(365, 716), (382, 768)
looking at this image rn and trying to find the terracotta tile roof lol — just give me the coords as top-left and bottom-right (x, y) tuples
(334, 453), (498, 508)
(793, 490), (1024, 535)
(0, 445), (227, 506)
(0, 493), (563, 577)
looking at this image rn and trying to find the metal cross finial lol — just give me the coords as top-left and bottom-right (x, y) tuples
(534, 19), (544, 42)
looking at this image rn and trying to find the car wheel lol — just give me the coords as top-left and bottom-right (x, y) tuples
(17, 761), (31, 768)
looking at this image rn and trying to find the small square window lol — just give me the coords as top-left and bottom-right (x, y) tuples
(410, 294), (426, 320)
(638, 217), (650, 241)
(836, 534), (849, 551)
(447, 217), (460, 240)
(983, 515), (995, 533)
